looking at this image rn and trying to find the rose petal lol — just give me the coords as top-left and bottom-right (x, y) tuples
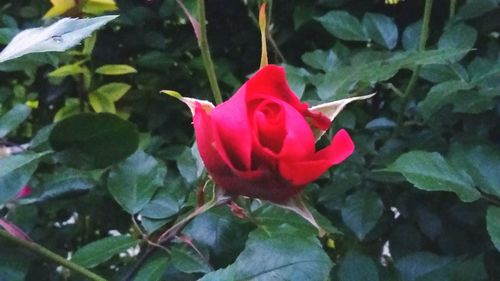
(193, 104), (231, 174)
(279, 129), (354, 186)
(246, 65), (307, 112)
(210, 86), (252, 171)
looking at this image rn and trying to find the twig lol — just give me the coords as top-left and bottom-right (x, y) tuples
(394, 0), (433, 136)
(0, 229), (106, 281)
(197, 0), (223, 105)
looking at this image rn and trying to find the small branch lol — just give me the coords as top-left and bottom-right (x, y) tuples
(394, 0), (433, 136)
(197, 0), (223, 105)
(0, 229), (106, 281)
(122, 191), (231, 281)
(449, 0), (457, 19)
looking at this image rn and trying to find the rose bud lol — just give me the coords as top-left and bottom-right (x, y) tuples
(164, 65), (373, 203)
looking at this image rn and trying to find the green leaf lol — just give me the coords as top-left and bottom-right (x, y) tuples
(170, 244), (212, 274)
(385, 151), (481, 202)
(338, 251), (379, 281)
(283, 64), (309, 99)
(94, 82), (131, 102)
(314, 48), (470, 100)
(449, 143), (500, 198)
(402, 20), (421, 51)
(455, 0), (498, 20)
(48, 63), (85, 77)
(0, 16), (118, 63)
(418, 80), (474, 119)
(53, 98), (81, 122)
(49, 113), (139, 169)
(0, 152), (48, 204)
(395, 252), (453, 281)
(177, 145), (204, 184)
(35, 168), (96, 202)
(0, 104), (31, 138)
(95, 64), (137, 75)
(199, 225), (332, 281)
(486, 206), (500, 252)
(89, 91), (116, 113)
(341, 190), (383, 240)
(72, 235), (140, 268)
(139, 186), (182, 219)
(301, 49), (340, 72)
(108, 150), (166, 214)
(362, 13), (398, 50)
(132, 253), (169, 281)
(438, 23), (477, 62)
(184, 208), (251, 267)
(316, 11), (367, 41)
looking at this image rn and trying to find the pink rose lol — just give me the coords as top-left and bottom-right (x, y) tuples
(192, 65), (354, 202)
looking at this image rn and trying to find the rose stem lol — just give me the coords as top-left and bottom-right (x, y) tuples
(197, 0), (223, 105)
(0, 229), (106, 281)
(394, 0), (433, 136)
(449, 0), (457, 19)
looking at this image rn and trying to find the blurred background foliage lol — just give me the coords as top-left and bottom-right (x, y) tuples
(0, 0), (500, 280)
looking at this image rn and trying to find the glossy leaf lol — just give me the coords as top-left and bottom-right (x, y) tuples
(199, 225), (332, 281)
(385, 151), (481, 202)
(341, 190), (383, 240)
(72, 235), (140, 268)
(108, 150), (166, 214)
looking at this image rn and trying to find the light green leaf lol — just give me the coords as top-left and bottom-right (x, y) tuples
(385, 151), (481, 202)
(72, 236), (140, 268)
(316, 11), (368, 41)
(0, 104), (31, 138)
(341, 190), (383, 240)
(89, 91), (115, 113)
(362, 12), (398, 50)
(48, 63), (85, 77)
(95, 64), (137, 75)
(94, 82), (131, 102)
(0, 16), (118, 63)
(108, 150), (166, 214)
(486, 206), (500, 252)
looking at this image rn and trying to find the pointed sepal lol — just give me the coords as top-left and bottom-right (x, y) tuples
(160, 90), (215, 116)
(274, 196), (326, 237)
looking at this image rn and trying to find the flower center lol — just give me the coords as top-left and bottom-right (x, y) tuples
(254, 100), (286, 154)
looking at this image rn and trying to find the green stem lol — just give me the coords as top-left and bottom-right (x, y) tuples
(395, 0), (433, 135)
(0, 229), (106, 281)
(449, 0), (457, 19)
(197, 0), (223, 105)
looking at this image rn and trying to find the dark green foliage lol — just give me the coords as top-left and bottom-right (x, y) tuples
(1, 0), (499, 280)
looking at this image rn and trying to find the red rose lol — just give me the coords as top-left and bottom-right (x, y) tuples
(192, 65), (354, 202)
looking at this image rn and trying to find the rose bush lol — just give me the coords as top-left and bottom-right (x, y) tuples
(192, 65), (354, 202)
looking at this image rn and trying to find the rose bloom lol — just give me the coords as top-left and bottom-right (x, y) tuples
(193, 65), (354, 202)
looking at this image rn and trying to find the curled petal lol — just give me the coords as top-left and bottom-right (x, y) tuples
(279, 129), (354, 186)
(161, 90), (215, 116)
